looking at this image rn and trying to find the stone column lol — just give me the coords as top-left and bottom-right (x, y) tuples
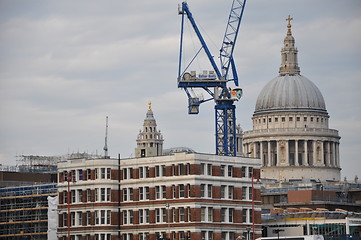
(260, 141), (264, 166)
(325, 142), (330, 167)
(312, 140), (317, 166)
(268, 141), (272, 167)
(295, 140), (299, 166)
(335, 142), (340, 167)
(251, 142), (257, 158)
(330, 142), (335, 167)
(276, 140), (280, 166)
(303, 140), (308, 166)
(320, 141), (324, 166)
(285, 140), (290, 166)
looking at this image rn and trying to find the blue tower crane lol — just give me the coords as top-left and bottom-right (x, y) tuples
(177, 0), (246, 156)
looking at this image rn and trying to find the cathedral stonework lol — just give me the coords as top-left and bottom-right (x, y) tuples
(243, 16), (341, 182)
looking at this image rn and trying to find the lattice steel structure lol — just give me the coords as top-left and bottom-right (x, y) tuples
(0, 183), (57, 239)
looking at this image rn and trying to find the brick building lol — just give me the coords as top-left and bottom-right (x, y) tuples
(57, 103), (262, 240)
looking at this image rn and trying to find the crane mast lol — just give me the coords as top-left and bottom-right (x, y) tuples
(177, 0), (246, 156)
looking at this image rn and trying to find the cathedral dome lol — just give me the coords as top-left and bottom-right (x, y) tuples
(254, 15), (327, 115)
(255, 74), (327, 114)
(243, 16), (340, 183)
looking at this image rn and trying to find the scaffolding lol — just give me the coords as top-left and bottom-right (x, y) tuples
(0, 183), (57, 239)
(16, 155), (63, 173)
(8, 153), (103, 173)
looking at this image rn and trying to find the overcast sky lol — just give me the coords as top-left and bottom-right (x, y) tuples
(0, 0), (360, 179)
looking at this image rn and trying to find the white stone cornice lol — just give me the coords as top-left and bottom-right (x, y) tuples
(243, 127), (340, 139)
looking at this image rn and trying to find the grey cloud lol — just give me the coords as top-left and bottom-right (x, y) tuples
(0, 0), (360, 178)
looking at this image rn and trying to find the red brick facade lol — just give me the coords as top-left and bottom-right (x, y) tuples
(57, 154), (261, 240)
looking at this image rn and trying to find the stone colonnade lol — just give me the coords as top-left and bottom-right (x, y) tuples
(244, 139), (340, 168)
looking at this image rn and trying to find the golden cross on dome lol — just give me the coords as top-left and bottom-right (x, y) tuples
(286, 15), (293, 25)
(148, 101), (152, 110)
(286, 15), (293, 35)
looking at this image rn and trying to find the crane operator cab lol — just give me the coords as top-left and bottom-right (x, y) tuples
(230, 87), (243, 101)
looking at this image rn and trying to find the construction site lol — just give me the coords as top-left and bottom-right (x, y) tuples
(262, 208), (361, 238)
(0, 155), (58, 239)
(0, 183), (57, 239)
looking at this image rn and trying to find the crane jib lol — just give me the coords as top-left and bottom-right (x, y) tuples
(220, 0), (246, 83)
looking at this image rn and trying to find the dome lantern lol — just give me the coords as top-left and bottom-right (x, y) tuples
(279, 15), (300, 76)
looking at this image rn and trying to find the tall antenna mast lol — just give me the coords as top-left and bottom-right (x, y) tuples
(104, 116), (109, 158)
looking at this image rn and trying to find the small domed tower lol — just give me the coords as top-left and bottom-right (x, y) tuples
(243, 16), (341, 182)
(135, 102), (164, 157)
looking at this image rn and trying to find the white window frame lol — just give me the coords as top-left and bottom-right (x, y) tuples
(207, 164), (212, 175)
(129, 188), (134, 201)
(129, 210), (133, 224)
(107, 168), (111, 179)
(86, 211), (91, 225)
(139, 187), (144, 200)
(100, 210), (106, 224)
(123, 188), (128, 202)
(155, 186), (160, 199)
(107, 188), (111, 201)
(77, 189), (82, 202)
(156, 208), (161, 223)
(162, 185), (166, 199)
(207, 184), (212, 198)
(179, 184), (185, 198)
(228, 165), (233, 177)
(101, 188), (106, 201)
(145, 209), (150, 223)
(249, 186), (253, 200)
(228, 186), (233, 199)
(101, 168), (106, 179)
(123, 210), (128, 225)
(242, 186), (247, 200)
(220, 185), (226, 199)
(77, 211), (82, 226)
(145, 187), (150, 200)
(139, 209), (144, 224)
(179, 207), (185, 222)
(201, 207), (213, 222)
(139, 167), (144, 178)
(200, 184), (205, 197)
(229, 208), (234, 223)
